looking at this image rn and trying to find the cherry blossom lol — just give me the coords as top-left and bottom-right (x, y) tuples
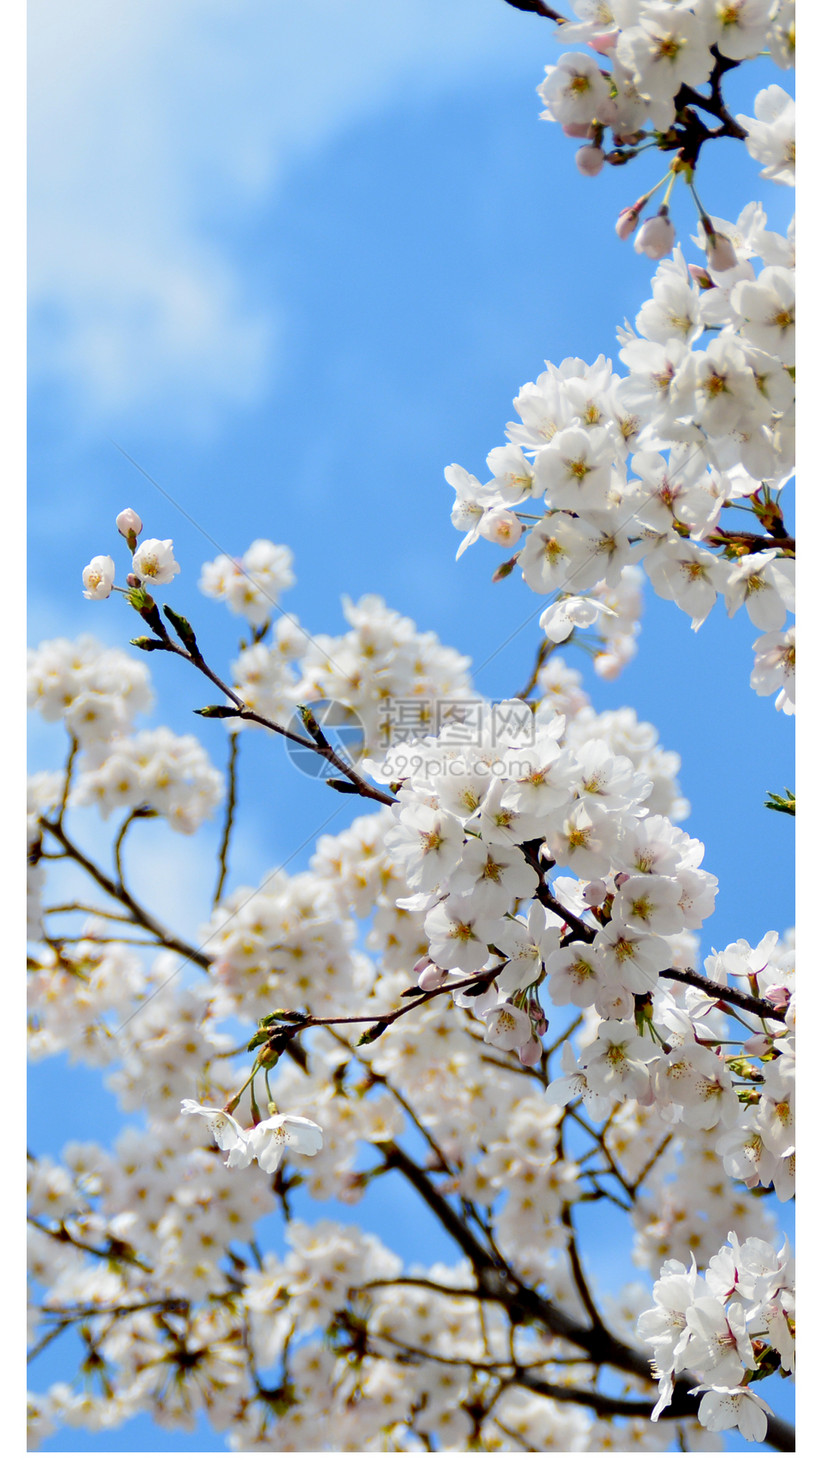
(82, 555), (115, 601)
(131, 537), (181, 586)
(28, 11), (796, 1453)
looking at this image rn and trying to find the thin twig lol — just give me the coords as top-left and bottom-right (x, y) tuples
(213, 731), (240, 908)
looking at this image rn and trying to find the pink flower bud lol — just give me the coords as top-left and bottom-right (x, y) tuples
(688, 263), (714, 290)
(492, 554), (519, 583)
(418, 964), (448, 992)
(615, 202), (644, 240)
(705, 232), (738, 273)
(561, 122), (594, 139)
(576, 145), (605, 177)
(589, 31), (619, 55)
(583, 880), (608, 908)
(634, 210), (676, 259)
(518, 1036), (543, 1068)
(116, 508), (143, 538)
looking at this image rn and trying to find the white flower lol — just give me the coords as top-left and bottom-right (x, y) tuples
(611, 874), (684, 936)
(643, 537), (726, 632)
(385, 802), (465, 893)
(491, 905), (560, 993)
(692, 1385), (772, 1444)
(594, 921), (668, 997)
(180, 1100), (254, 1168)
(446, 464), (503, 559)
(535, 426), (614, 512)
(617, 11), (716, 129)
(683, 1296), (756, 1385)
(519, 511), (602, 595)
(180, 1100), (322, 1174)
(540, 595), (610, 644)
(82, 555), (115, 601)
(200, 540), (295, 622)
(544, 939), (601, 1008)
(537, 52), (613, 130)
(578, 1020), (658, 1101)
(732, 265), (795, 362)
(132, 538), (180, 586)
(699, 0), (772, 61)
(638, 1256), (707, 1377)
(485, 444), (545, 504)
(544, 1040), (613, 1119)
(424, 897), (495, 973)
(750, 625), (795, 712)
(247, 1113), (323, 1174)
(450, 837), (539, 915)
(653, 1042), (738, 1130)
(723, 552), (793, 631)
(722, 931), (779, 977)
(737, 85), (795, 186)
(480, 995), (533, 1052)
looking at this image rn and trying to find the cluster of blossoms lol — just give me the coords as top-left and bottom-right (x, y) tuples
(27, 758), (793, 1449)
(82, 509), (180, 600)
(29, 11), (794, 1456)
(539, 4), (794, 228)
(180, 1101), (323, 1174)
(197, 538), (475, 749)
(449, 204), (794, 713)
(199, 538), (295, 626)
(638, 1232), (794, 1439)
(27, 638), (224, 840)
(363, 704), (794, 1215)
(29, 616), (792, 1449)
(27, 635), (153, 747)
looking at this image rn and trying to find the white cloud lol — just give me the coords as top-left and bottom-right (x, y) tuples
(28, 0), (545, 432)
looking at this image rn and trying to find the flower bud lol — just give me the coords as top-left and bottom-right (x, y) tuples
(417, 964), (449, 992)
(561, 122), (594, 139)
(589, 32), (618, 56)
(116, 508), (143, 537)
(615, 196), (647, 240)
(583, 880), (608, 908)
(634, 209), (676, 260)
(492, 554), (519, 582)
(705, 232), (738, 273)
(518, 1036), (543, 1068)
(576, 145), (605, 177)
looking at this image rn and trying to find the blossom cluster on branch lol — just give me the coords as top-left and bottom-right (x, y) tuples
(28, 0), (794, 1454)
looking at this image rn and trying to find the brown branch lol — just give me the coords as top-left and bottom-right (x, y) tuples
(37, 816), (212, 971)
(214, 730), (240, 908)
(501, 0), (567, 21)
(143, 617), (396, 808)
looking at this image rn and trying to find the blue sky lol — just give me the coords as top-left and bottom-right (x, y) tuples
(26, 0), (795, 1454)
